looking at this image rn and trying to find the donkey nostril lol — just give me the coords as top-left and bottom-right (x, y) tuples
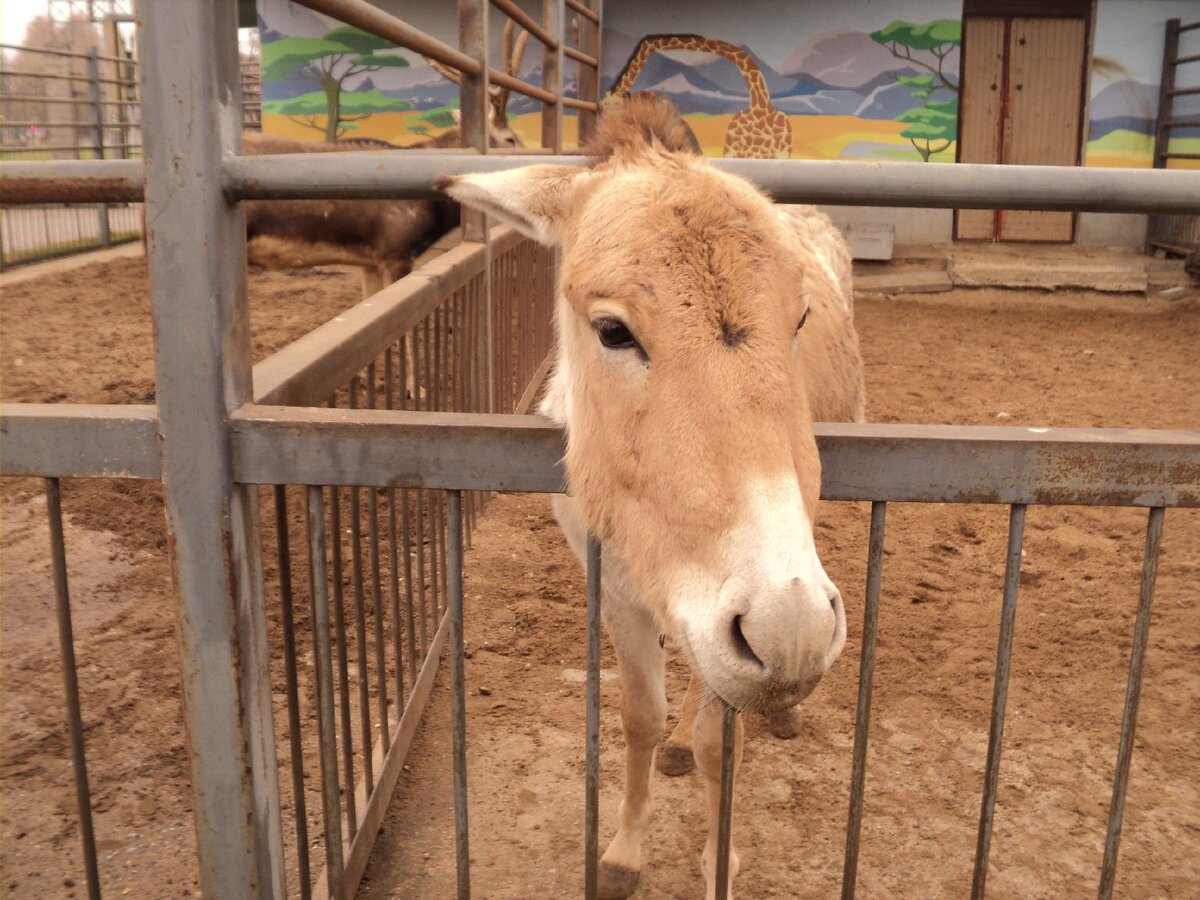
(730, 614), (765, 669)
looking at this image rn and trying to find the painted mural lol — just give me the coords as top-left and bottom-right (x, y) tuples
(256, 0), (1197, 168)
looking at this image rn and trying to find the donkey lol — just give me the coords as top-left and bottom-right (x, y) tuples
(438, 94), (865, 898)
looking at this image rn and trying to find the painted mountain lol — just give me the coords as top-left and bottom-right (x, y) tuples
(598, 27), (958, 122)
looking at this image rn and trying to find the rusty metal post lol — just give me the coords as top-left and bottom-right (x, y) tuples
(542, 0), (564, 153)
(137, 0), (285, 895)
(85, 49), (111, 248)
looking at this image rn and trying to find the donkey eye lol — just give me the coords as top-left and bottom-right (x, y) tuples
(594, 317), (639, 351)
(796, 309), (810, 332)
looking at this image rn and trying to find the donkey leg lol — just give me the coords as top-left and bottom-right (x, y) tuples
(657, 673), (701, 776)
(694, 696), (745, 900)
(599, 602), (668, 899)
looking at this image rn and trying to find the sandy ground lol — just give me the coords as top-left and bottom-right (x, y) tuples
(1, 256), (1198, 899)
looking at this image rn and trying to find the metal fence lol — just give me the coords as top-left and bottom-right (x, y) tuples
(1, 2), (1199, 900)
(1146, 17), (1200, 257)
(0, 42), (141, 267)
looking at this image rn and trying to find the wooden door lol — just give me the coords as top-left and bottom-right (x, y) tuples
(955, 17), (1087, 242)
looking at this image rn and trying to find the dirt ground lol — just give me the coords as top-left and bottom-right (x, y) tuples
(2, 255), (1198, 899)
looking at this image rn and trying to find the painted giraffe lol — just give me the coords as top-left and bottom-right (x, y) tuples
(610, 34), (792, 159)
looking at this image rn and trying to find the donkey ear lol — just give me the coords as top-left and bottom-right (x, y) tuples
(435, 165), (584, 246)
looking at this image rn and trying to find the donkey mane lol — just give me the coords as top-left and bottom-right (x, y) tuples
(586, 92), (703, 162)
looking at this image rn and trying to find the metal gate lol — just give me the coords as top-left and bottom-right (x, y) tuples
(1, 1), (1198, 899)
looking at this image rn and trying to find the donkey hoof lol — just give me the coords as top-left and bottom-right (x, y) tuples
(598, 861), (641, 899)
(656, 743), (695, 776)
(765, 706), (802, 740)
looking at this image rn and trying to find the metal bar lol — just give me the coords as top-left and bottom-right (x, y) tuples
(564, 45), (598, 68)
(563, 97), (601, 111)
(252, 226), (524, 407)
(291, 0), (481, 75)
(1175, 54), (1200, 64)
(0, 66), (136, 83)
(565, 0), (600, 24)
(1163, 118), (1200, 128)
(347, 378), (375, 795)
(305, 486), (346, 897)
(489, 0), (558, 48)
(314, 600), (452, 900)
(364, 365), (391, 747)
(383, 349), (406, 711)
(487, 67), (557, 104)
(231, 412), (1200, 506)
(139, 1), (284, 893)
(584, 535), (601, 900)
(841, 500), (887, 900)
(328, 481), (359, 841)
(423, 319), (442, 619)
(448, 491), (471, 900)
(85, 50), (111, 248)
(1, 160), (142, 203)
(1176, 19), (1200, 33)
(715, 704), (737, 900)
(273, 486), (313, 899)
(1166, 87), (1200, 96)
(411, 328), (430, 657)
(220, 154), (1200, 213)
(0, 93), (133, 105)
(542, 0), (564, 154)
(45, 478), (102, 900)
(396, 340), (419, 685)
(1098, 507), (1166, 899)
(0, 42), (132, 61)
(0, 404), (160, 478)
(971, 503), (1027, 899)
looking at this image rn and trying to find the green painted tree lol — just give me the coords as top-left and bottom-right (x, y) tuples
(870, 20), (962, 161)
(897, 98), (958, 161)
(262, 26), (411, 140)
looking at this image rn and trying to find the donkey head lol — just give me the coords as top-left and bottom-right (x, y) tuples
(438, 98), (846, 712)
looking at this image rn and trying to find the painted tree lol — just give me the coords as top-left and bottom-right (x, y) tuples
(870, 20), (961, 162)
(262, 26), (410, 141)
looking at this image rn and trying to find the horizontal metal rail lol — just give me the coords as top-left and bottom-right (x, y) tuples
(0, 404), (161, 478)
(0, 42), (133, 64)
(489, 0), (558, 48)
(1, 159), (142, 203)
(563, 96), (601, 111)
(293, 0), (481, 75)
(564, 46), (599, 68)
(488, 68), (556, 103)
(6, 155), (1200, 213)
(4, 408), (1198, 508)
(226, 410), (1200, 504)
(0, 67), (136, 85)
(566, 0), (600, 24)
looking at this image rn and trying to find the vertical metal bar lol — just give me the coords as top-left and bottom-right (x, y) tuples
(85, 48), (110, 248)
(138, 2), (284, 893)
(365, 364), (390, 747)
(347, 376), (374, 793)
(423, 320), (442, 619)
(305, 486), (346, 898)
(459, 0), (489, 244)
(327, 461), (358, 839)
(45, 478), (102, 900)
(383, 348), (405, 713)
(542, 0), (564, 153)
(273, 486), (312, 899)
(971, 503), (1027, 900)
(714, 704), (737, 900)
(841, 501), (887, 900)
(411, 326), (430, 656)
(396, 341), (419, 684)
(1098, 507), (1166, 899)
(448, 491), (471, 900)
(584, 535), (602, 900)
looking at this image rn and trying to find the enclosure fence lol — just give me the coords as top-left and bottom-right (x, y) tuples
(0, 42), (141, 267)
(1146, 17), (1200, 256)
(1, 1), (1198, 899)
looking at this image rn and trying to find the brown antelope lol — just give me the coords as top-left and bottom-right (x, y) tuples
(438, 95), (865, 898)
(242, 21), (531, 298)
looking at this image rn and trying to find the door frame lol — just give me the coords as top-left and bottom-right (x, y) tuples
(953, 1), (1095, 243)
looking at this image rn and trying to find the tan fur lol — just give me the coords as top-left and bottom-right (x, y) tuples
(440, 98), (864, 899)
